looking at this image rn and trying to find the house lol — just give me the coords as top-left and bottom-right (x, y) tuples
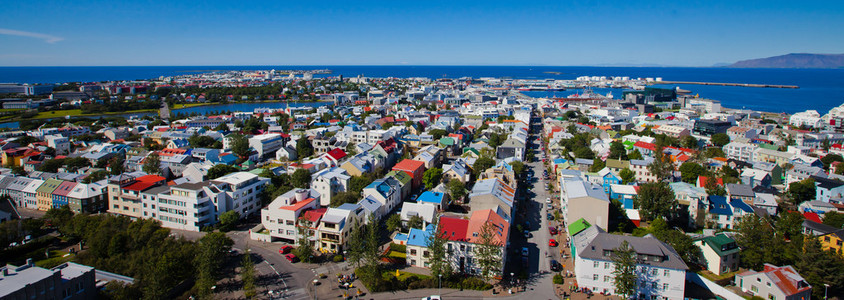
(414, 145), (442, 169)
(695, 233), (740, 275)
(417, 191), (446, 210)
(442, 159), (471, 183)
(311, 167), (351, 207)
(571, 225), (688, 299)
(708, 196), (754, 230)
(653, 125), (689, 138)
(437, 209), (510, 276)
(496, 138), (526, 161)
(399, 224), (435, 268)
(630, 158), (656, 183)
(317, 203), (365, 254)
(0, 261), (98, 300)
(386, 170), (412, 201)
(815, 229), (844, 256)
(468, 178), (516, 222)
(260, 189), (319, 244)
(362, 178), (401, 219)
(560, 178), (609, 230)
(785, 165), (824, 186)
(724, 142), (758, 162)
(670, 182), (709, 228)
(399, 202), (437, 224)
(609, 184), (638, 209)
(741, 168), (772, 188)
(736, 264), (811, 300)
(814, 177), (844, 203)
(754, 193), (779, 216)
(597, 168), (621, 193)
(726, 183), (755, 204)
(249, 134), (284, 158)
(392, 159), (426, 190)
(275, 146), (297, 161)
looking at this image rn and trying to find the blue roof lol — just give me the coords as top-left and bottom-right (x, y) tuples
(337, 203), (360, 211)
(406, 224), (434, 247)
(394, 233), (408, 242)
(730, 198), (754, 213)
(366, 179), (392, 196)
(417, 191), (444, 204)
(553, 158), (568, 164)
(708, 196), (732, 215)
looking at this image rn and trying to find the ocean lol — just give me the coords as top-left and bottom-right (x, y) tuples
(1, 66), (843, 114)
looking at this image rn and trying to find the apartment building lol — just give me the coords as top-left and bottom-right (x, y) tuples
(0, 261), (96, 300)
(249, 134), (284, 158)
(724, 142), (758, 162)
(261, 189), (319, 244)
(317, 203), (365, 253)
(107, 174), (167, 219)
(311, 167), (351, 206)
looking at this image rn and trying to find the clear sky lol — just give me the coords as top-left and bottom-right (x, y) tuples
(1, 0), (842, 66)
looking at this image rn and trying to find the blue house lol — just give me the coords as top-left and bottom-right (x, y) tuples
(708, 196), (754, 230)
(417, 191), (446, 210)
(598, 168), (620, 194)
(609, 184), (638, 209)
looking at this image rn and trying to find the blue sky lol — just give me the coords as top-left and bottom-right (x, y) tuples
(1, 0), (842, 66)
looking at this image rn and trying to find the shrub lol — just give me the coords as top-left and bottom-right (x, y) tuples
(332, 254), (344, 262)
(389, 243), (406, 253)
(553, 273), (564, 284)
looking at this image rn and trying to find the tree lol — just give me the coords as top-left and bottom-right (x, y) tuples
(509, 161), (526, 178)
(330, 191), (360, 207)
(447, 180), (466, 203)
(142, 153), (161, 175)
(682, 135), (698, 149)
(364, 213), (381, 264)
(609, 141), (627, 160)
(296, 137), (314, 159)
(291, 169), (312, 189)
(574, 147), (595, 159)
(648, 146), (673, 182)
(83, 170), (109, 183)
(650, 220), (701, 265)
(219, 210), (240, 231)
(787, 178), (816, 205)
(229, 134), (250, 158)
(195, 232), (234, 299)
(619, 168), (635, 184)
(213, 122), (229, 132)
(734, 214), (785, 270)
(611, 240), (638, 298)
(488, 133), (505, 148)
(109, 156), (125, 175)
(474, 222), (502, 280)
(43, 205), (73, 228)
(295, 217), (316, 263)
(208, 164), (239, 179)
(679, 162), (707, 183)
(426, 221), (453, 280)
(635, 182), (677, 222)
(796, 237), (844, 299)
(407, 215), (424, 230)
(241, 249), (256, 299)
(386, 214), (402, 233)
(821, 154), (844, 170)
(346, 218), (365, 267)
(710, 133), (730, 147)
(472, 157), (495, 178)
(429, 129), (448, 140)
(823, 211), (844, 229)
(589, 158), (605, 172)
(626, 150), (642, 160)
(423, 168), (443, 190)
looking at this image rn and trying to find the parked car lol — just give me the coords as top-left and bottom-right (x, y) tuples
(521, 247), (529, 257)
(549, 227), (558, 235)
(279, 245), (293, 254)
(546, 197), (551, 204)
(422, 296), (441, 300)
(547, 213), (554, 221)
(549, 239), (558, 247)
(550, 259), (562, 271)
(285, 253), (298, 263)
(524, 231), (532, 239)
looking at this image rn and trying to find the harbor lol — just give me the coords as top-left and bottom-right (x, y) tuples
(654, 80), (799, 89)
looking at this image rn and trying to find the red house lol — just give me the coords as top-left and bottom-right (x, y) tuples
(392, 159), (426, 190)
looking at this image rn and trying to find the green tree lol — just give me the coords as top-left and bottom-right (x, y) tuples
(635, 182), (678, 222)
(407, 215), (424, 230)
(241, 249), (256, 299)
(429, 129), (448, 140)
(208, 164), (239, 179)
(229, 134), (250, 158)
(219, 210), (240, 231)
(589, 158), (605, 172)
(291, 168), (312, 189)
(474, 222), (502, 280)
(796, 237), (844, 299)
(609, 141), (627, 160)
(682, 135), (699, 149)
(142, 153), (161, 175)
(574, 147), (595, 159)
(423, 167), (443, 190)
(386, 214), (402, 233)
(650, 221), (701, 265)
(295, 216), (316, 263)
(447, 179), (466, 203)
(648, 146), (674, 181)
(821, 154), (844, 170)
(787, 178), (816, 205)
(509, 161), (526, 178)
(619, 168), (635, 184)
(296, 137), (314, 159)
(734, 214), (785, 269)
(710, 133), (730, 147)
(346, 218), (365, 267)
(823, 211), (844, 229)
(426, 220), (453, 280)
(488, 133), (505, 148)
(364, 213), (381, 264)
(679, 162), (707, 183)
(611, 240), (638, 298)
(627, 150), (643, 160)
(195, 232), (234, 299)
(472, 157), (495, 178)
(109, 156), (125, 175)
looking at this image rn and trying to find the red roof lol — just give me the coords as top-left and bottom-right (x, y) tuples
(281, 198), (315, 211)
(393, 159), (425, 175)
(633, 141), (656, 151)
(137, 175), (166, 183)
(803, 211), (822, 223)
(124, 181), (156, 192)
(301, 208), (327, 224)
(438, 216), (470, 242)
(697, 176), (723, 188)
(326, 148), (347, 161)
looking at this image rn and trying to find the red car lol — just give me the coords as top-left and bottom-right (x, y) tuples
(279, 245), (293, 254)
(548, 227), (558, 235)
(549, 239), (559, 247)
(285, 253), (299, 263)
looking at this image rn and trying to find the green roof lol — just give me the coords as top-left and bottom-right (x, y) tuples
(568, 218), (592, 237)
(439, 137), (455, 146)
(700, 234), (740, 256)
(387, 170), (412, 185)
(247, 168), (265, 175)
(37, 179), (62, 194)
(606, 159), (630, 169)
(758, 143), (778, 150)
(463, 147), (479, 155)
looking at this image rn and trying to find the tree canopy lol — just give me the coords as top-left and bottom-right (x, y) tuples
(635, 182), (678, 222)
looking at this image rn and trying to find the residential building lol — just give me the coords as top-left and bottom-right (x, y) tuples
(107, 174), (167, 219)
(695, 233), (740, 275)
(249, 134), (284, 158)
(317, 203), (365, 253)
(437, 209), (510, 276)
(260, 189), (319, 244)
(36, 179), (62, 211)
(653, 125), (690, 138)
(724, 142), (758, 162)
(0, 261), (97, 300)
(468, 178), (516, 222)
(560, 178), (609, 230)
(392, 159), (426, 190)
(736, 264), (811, 300)
(311, 167), (351, 207)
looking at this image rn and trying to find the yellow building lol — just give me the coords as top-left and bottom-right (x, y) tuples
(819, 231), (844, 255)
(36, 179), (62, 211)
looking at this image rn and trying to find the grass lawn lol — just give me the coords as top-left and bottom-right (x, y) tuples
(174, 103), (207, 109)
(388, 251), (406, 259)
(699, 269), (739, 282)
(0, 109), (24, 113)
(36, 250), (74, 269)
(383, 270), (430, 281)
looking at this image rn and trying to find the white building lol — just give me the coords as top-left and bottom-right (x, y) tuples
(249, 134), (284, 158)
(45, 135), (70, 155)
(260, 189), (319, 244)
(789, 110), (823, 128)
(723, 142), (758, 162)
(311, 167), (350, 207)
(572, 225), (688, 299)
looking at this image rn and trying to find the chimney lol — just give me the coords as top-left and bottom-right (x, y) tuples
(26, 258), (33, 267)
(2, 268), (8, 276)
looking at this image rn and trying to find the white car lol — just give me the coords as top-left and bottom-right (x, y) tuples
(546, 197), (551, 204)
(422, 296), (442, 300)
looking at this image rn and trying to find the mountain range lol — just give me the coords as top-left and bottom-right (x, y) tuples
(728, 53), (844, 68)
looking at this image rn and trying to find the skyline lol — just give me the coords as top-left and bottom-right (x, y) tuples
(1, 1), (843, 66)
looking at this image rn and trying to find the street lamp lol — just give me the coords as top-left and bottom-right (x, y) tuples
(824, 283), (829, 300)
(438, 274), (442, 295)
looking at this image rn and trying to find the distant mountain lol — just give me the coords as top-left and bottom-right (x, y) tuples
(728, 53), (844, 68)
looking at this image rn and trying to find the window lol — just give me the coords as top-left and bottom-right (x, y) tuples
(664, 270), (669, 276)
(286, 220), (294, 225)
(752, 285), (758, 292)
(663, 283), (669, 290)
(651, 269), (658, 276)
(768, 294), (775, 300)
(604, 262), (610, 269)
(603, 276), (610, 282)
(410, 249), (417, 255)
(593, 274), (599, 281)
(593, 261), (599, 268)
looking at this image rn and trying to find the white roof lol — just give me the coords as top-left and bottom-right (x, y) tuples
(22, 179), (45, 194)
(213, 172), (259, 185)
(400, 202), (436, 223)
(610, 184), (637, 195)
(67, 182), (105, 199)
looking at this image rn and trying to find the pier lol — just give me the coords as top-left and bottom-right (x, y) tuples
(654, 81), (799, 89)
